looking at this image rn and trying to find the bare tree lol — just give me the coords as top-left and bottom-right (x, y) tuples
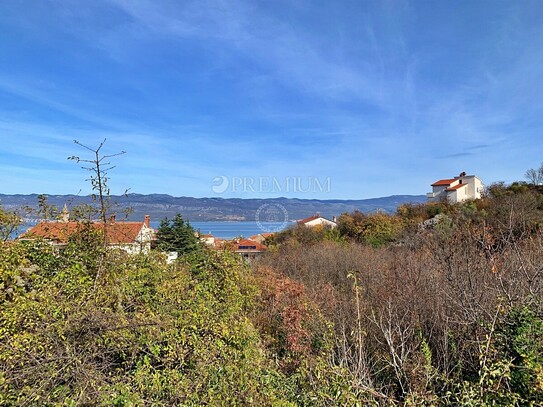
(68, 139), (126, 291)
(525, 162), (543, 185)
(69, 139), (126, 228)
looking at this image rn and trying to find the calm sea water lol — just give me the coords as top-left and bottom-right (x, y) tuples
(151, 221), (291, 239)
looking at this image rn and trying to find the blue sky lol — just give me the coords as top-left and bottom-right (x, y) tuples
(1, 0), (542, 199)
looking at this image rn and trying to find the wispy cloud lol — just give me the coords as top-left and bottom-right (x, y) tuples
(440, 152), (472, 159)
(1, 1), (543, 198)
(103, 0), (416, 110)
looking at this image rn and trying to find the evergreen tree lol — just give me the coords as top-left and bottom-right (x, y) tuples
(155, 214), (200, 254)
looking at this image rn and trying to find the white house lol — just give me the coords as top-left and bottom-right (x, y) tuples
(199, 233), (216, 246)
(427, 172), (484, 204)
(297, 214), (337, 228)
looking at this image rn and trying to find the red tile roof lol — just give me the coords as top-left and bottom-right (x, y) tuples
(431, 178), (457, 186)
(446, 183), (467, 191)
(297, 214), (322, 224)
(234, 239), (267, 252)
(21, 222), (79, 244)
(297, 214), (337, 225)
(21, 220), (151, 245)
(106, 222), (149, 244)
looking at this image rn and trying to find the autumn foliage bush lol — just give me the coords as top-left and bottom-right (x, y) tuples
(258, 187), (543, 404)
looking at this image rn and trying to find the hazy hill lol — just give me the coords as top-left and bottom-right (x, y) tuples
(0, 193), (427, 222)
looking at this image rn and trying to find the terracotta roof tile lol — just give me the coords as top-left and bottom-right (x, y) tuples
(106, 222), (146, 243)
(21, 220), (152, 245)
(431, 178), (457, 186)
(297, 214), (322, 224)
(21, 222), (85, 244)
(446, 183), (467, 191)
(234, 239), (267, 252)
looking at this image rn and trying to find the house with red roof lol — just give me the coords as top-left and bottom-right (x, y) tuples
(233, 238), (267, 260)
(20, 214), (155, 254)
(297, 214), (337, 228)
(427, 172), (484, 203)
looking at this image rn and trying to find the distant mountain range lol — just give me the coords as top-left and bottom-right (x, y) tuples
(0, 193), (427, 222)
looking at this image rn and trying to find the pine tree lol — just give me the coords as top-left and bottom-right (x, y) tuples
(155, 214), (200, 254)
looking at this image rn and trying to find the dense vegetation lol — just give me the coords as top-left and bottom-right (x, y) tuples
(2, 179), (543, 405)
(260, 182), (543, 404)
(0, 214), (354, 405)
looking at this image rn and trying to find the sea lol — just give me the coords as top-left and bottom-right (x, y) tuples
(152, 221), (291, 239)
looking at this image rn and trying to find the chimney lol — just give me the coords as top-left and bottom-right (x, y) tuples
(144, 215), (150, 227)
(332, 216), (337, 222)
(60, 204), (69, 223)
(109, 215), (116, 223)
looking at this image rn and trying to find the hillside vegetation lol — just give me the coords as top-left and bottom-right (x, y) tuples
(1, 181), (543, 405)
(259, 182), (543, 404)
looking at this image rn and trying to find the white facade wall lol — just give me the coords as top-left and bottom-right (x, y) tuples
(457, 176), (483, 201)
(447, 190), (458, 204)
(447, 186), (467, 204)
(111, 243), (150, 255)
(167, 252), (178, 264)
(201, 236), (215, 246)
(429, 185), (448, 201)
(134, 225), (154, 253)
(457, 186), (468, 201)
(304, 218), (337, 228)
(471, 177), (484, 199)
